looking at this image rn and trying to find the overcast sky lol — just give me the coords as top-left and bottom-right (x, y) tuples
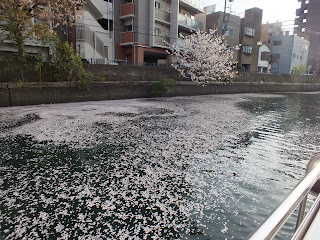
(203, 0), (301, 31)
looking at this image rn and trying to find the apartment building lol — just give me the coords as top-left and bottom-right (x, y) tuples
(114, 0), (205, 65)
(206, 11), (241, 62)
(295, 0), (320, 73)
(238, 8), (263, 72)
(74, 0), (114, 63)
(270, 35), (309, 75)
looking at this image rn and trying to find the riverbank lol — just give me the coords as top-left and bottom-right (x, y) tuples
(1, 81), (320, 107)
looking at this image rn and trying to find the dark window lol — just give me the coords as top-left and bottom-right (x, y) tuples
(98, 19), (108, 30)
(273, 40), (282, 46)
(98, 19), (113, 31)
(155, 1), (161, 8)
(271, 54), (280, 63)
(261, 52), (270, 61)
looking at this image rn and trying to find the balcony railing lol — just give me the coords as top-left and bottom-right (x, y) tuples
(154, 36), (170, 46)
(178, 13), (203, 30)
(155, 8), (170, 23)
(121, 31), (134, 44)
(76, 24), (105, 57)
(180, 0), (204, 11)
(120, 2), (134, 17)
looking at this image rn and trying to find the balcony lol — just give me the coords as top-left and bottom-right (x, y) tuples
(179, 0), (204, 14)
(120, 2), (134, 19)
(155, 8), (170, 24)
(120, 31), (134, 45)
(296, 2), (308, 16)
(178, 13), (203, 31)
(154, 36), (170, 47)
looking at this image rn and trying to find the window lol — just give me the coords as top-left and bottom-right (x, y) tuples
(103, 46), (108, 59)
(244, 27), (255, 37)
(154, 28), (161, 35)
(221, 24), (234, 36)
(271, 54), (280, 63)
(261, 52), (270, 61)
(242, 45), (252, 54)
(126, 25), (132, 31)
(273, 40), (282, 46)
(155, 1), (161, 8)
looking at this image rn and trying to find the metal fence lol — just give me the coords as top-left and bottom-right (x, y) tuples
(86, 58), (170, 68)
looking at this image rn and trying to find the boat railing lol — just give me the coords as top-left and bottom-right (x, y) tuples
(247, 154), (320, 240)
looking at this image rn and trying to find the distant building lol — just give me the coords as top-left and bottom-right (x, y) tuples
(238, 8), (263, 72)
(56, 0), (114, 63)
(114, 0), (205, 65)
(206, 11), (241, 61)
(0, 14), (50, 61)
(204, 5), (216, 15)
(295, 0), (320, 73)
(76, 0), (113, 63)
(261, 22), (284, 44)
(257, 44), (271, 73)
(270, 35), (309, 75)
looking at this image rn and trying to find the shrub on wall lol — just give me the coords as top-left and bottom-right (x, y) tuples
(151, 78), (176, 96)
(51, 39), (93, 90)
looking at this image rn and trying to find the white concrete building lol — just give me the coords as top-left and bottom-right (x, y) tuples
(257, 44), (271, 73)
(75, 0), (114, 63)
(0, 18), (50, 61)
(270, 35), (309, 75)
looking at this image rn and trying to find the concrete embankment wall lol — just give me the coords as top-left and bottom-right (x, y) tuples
(0, 64), (320, 107)
(1, 81), (320, 107)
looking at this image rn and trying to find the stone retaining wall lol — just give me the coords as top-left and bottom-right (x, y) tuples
(1, 81), (320, 107)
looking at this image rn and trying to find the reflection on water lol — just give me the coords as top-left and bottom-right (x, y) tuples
(0, 93), (319, 239)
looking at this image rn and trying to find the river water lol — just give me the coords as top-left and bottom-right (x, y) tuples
(0, 93), (319, 239)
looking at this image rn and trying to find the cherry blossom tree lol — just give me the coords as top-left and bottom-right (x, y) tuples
(167, 29), (238, 83)
(0, 0), (86, 59)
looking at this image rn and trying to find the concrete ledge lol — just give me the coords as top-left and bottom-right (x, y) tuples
(0, 83), (10, 107)
(1, 82), (320, 107)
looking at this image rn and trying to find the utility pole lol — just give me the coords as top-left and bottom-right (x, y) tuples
(72, 5), (76, 53)
(222, 0), (234, 35)
(222, 0), (227, 35)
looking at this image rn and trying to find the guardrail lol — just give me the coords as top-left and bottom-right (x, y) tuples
(248, 155), (320, 240)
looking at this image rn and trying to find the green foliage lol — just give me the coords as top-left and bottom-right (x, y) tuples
(51, 39), (93, 90)
(0, 51), (44, 83)
(292, 65), (308, 76)
(152, 78), (176, 95)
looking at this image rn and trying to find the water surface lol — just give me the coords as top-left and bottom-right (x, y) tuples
(0, 93), (319, 239)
